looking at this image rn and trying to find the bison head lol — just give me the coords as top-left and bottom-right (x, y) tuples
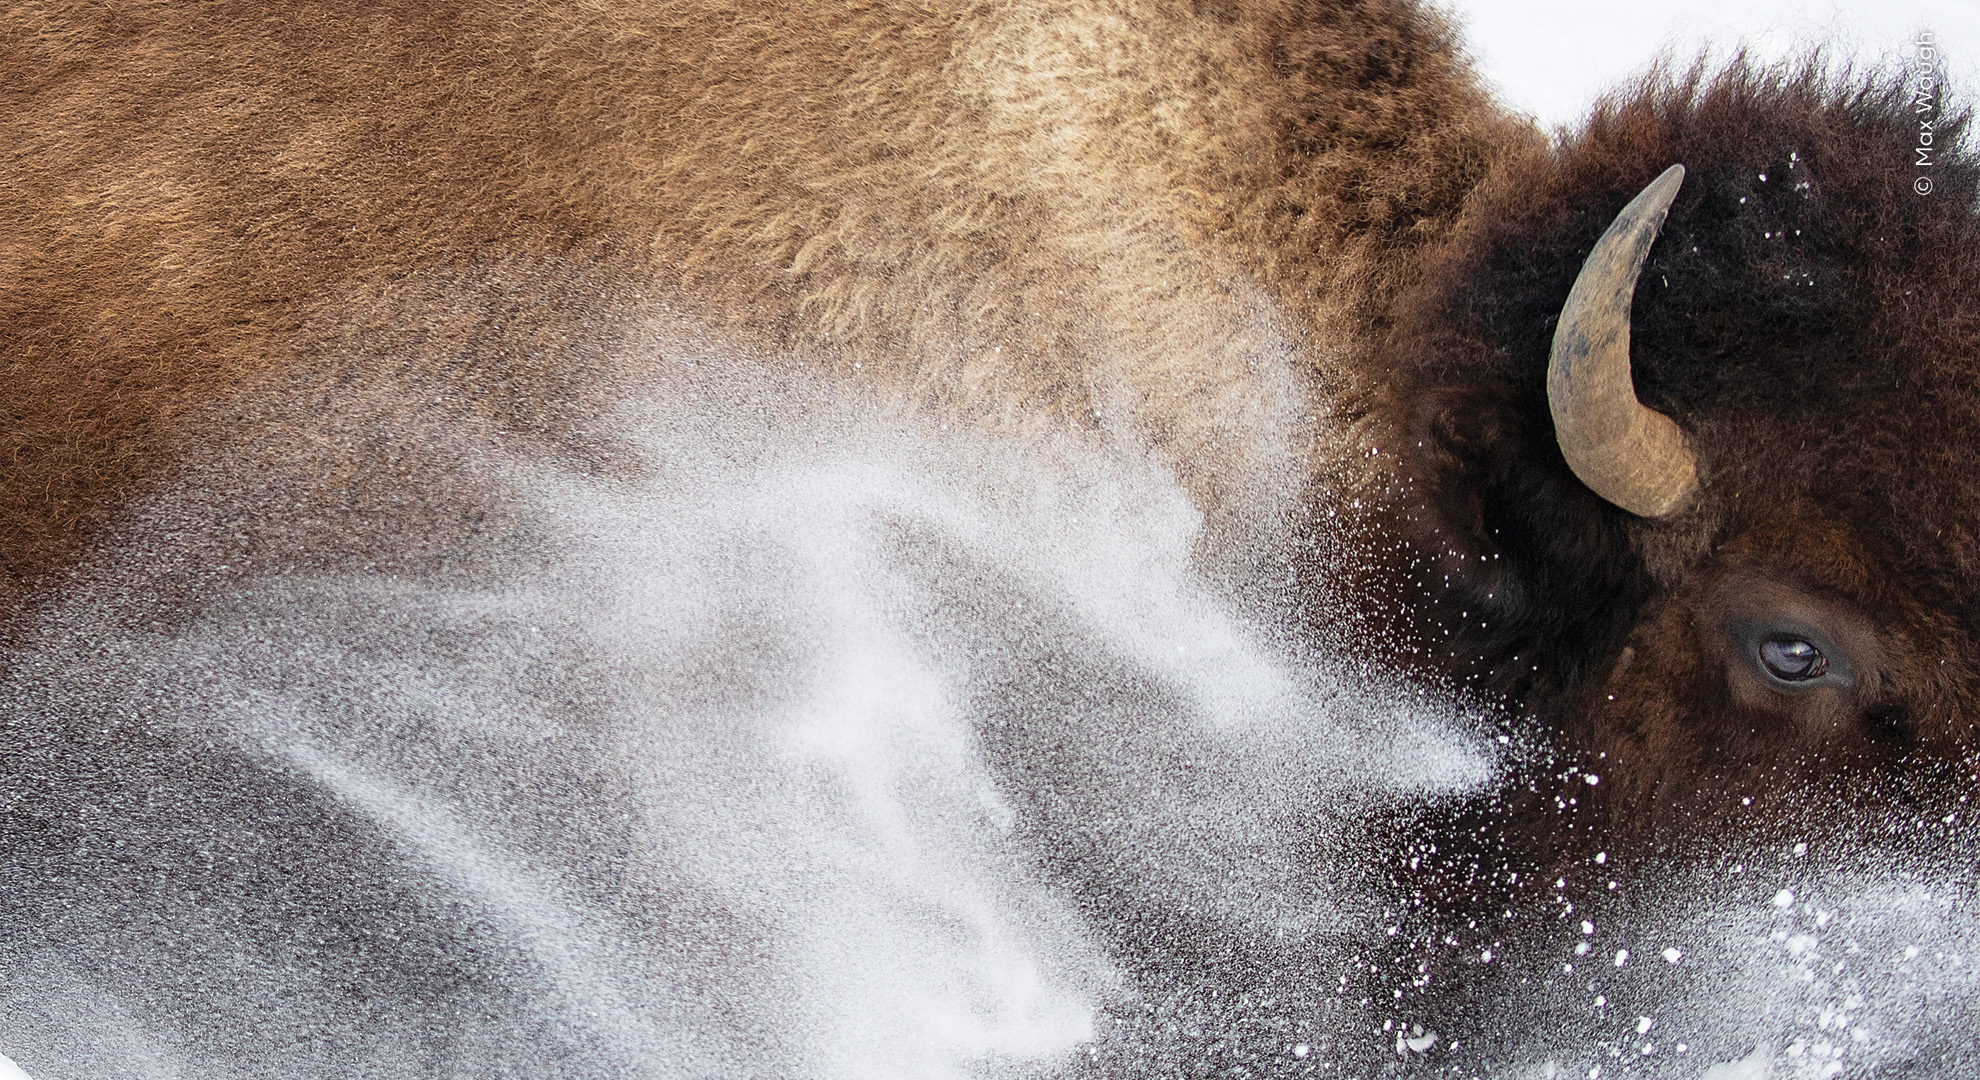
(1388, 62), (1980, 868)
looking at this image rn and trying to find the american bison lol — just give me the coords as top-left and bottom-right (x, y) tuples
(3, 0), (1976, 1076)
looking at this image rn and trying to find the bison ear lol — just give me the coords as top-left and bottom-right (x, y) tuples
(1410, 378), (1650, 684)
(1547, 164), (1699, 519)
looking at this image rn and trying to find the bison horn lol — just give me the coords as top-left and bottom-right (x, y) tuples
(1547, 163), (1698, 518)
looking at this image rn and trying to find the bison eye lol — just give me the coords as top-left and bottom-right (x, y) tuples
(1758, 637), (1827, 681)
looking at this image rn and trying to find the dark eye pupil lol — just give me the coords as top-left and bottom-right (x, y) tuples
(1759, 638), (1827, 681)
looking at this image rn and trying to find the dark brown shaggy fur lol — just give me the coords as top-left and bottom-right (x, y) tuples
(1385, 59), (1980, 861)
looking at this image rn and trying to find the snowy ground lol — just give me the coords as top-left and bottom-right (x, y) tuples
(4, 361), (1976, 1079)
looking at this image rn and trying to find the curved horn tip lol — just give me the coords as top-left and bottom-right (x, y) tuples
(1546, 164), (1698, 519)
(1639, 163), (1686, 211)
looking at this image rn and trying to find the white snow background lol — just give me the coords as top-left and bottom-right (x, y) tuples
(2, 4), (1976, 1080)
(1457, 0), (1974, 132)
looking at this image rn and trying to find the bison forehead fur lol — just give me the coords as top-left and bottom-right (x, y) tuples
(1387, 61), (1980, 846)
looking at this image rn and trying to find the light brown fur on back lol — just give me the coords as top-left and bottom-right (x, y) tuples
(2, 0), (1523, 615)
